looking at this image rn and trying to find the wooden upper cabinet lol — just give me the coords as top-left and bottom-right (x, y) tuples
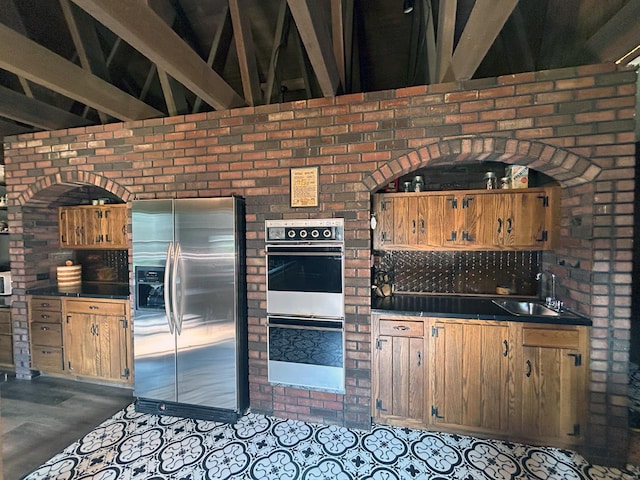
(101, 205), (128, 248)
(372, 187), (558, 251)
(477, 191), (553, 249)
(59, 204), (127, 249)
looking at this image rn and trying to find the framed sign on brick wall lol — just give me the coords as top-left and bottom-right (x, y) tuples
(290, 167), (318, 207)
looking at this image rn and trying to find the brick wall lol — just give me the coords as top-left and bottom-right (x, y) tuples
(3, 63), (637, 466)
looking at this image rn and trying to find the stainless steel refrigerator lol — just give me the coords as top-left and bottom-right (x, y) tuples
(132, 197), (248, 422)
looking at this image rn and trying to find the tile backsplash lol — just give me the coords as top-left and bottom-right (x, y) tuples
(375, 250), (540, 296)
(76, 250), (128, 284)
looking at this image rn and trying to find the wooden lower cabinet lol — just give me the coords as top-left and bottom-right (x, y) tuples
(64, 298), (131, 384)
(29, 295), (132, 385)
(29, 296), (65, 373)
(0, 308), (13, 367)
(373, 317), (425, 427)
(511, 323), (589, 448)
(372, 314), (589, 449)
(429, 319), (511, 436)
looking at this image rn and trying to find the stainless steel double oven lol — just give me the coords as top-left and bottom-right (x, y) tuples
(265, 218), (345, 393)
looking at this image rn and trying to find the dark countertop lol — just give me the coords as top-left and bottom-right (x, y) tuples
(26, 283), (130, 300)
(372, 294), (592, 326)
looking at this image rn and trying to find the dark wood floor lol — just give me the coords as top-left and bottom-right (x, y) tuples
(0, 373), (133, 479)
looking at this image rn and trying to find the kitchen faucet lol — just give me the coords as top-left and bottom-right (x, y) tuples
(535, 270), (563, 312)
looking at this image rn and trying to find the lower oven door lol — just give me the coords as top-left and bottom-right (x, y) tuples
(267, 316), (344, 393)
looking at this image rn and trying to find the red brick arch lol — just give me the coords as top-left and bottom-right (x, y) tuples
(14, 170), (133, 207)
(363, 137), (600, 191)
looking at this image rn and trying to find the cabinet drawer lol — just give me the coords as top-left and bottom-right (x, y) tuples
(522, 327), (580, 349)
(379, 319), (424, 337)
(31, 309), (63, 323)
(30, 297), (62, 310)
(31, 322), (63, 347)
(32, 346), (64, 371)
(65, 300), (126, 316)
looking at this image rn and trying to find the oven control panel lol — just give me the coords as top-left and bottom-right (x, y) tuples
(266, 218), (344, 242)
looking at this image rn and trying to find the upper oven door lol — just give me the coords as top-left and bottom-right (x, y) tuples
(266, 244), (344, 318)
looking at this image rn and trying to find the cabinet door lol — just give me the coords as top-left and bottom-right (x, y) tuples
(508, 192), (548, 248)
(372, 195), (394, 249)
(374, 319), (425, 426)
(516, 326), (587, 446)
(94, 315), (129, 380)
(65, 312), (99, 377)
(101, 205), (127, 248)
(372, 195), (425, 249)
(59, 207), (88, 247)
(425, 194), (459, 246)
(430, 320), (510, 434)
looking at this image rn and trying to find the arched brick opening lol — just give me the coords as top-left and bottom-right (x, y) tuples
(363, 137), (600, 190)
(361, 136), (625, 464)
(9, 171), (132, 379)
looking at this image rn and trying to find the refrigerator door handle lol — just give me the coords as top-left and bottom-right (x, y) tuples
(172, 241), (182, 334)
(164, 242), (175, 334)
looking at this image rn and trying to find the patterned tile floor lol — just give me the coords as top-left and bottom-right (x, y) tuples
(24, 403), (640, 480)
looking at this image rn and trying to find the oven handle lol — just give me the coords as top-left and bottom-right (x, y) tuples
(266, 245), (343, 255)
(268, 317), (344, 330)
(268, 323), (343, 332)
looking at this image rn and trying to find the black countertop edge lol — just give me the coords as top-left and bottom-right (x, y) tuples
(371, 294), (592, 327)
(370, 308), (592, 326)
(26, 284), (130, 300)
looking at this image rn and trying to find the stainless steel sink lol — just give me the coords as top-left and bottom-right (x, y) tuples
(492, 299), (576, 317)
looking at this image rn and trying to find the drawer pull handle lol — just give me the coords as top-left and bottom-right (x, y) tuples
(417, 350), (422, 367)
(40, 326), (49, 331)
(503, 340), (508, 357)
(393, 326), (410, 331)
(42, 350), (52, 355)
(89, 306), (99, 310)
(41, 303), (50, 307)
(41, 314), (50, 319)
(525, 360), (532, 378)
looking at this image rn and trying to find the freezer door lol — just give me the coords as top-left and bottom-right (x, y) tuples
(132, 199), (177, 402)
(173, 198), (239, 409)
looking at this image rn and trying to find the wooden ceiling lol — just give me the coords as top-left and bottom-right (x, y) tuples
(0, 0), (638, 140)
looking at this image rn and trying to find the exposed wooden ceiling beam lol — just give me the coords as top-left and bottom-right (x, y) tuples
(60, 0), (109, 123)
(537, 0), (580, 69)
(70, 0), (246, 110)
(5, 0), (34, 98)
(193, 5), (233, 113)
(449, 0), (518, 81)
(265, 0), (291, 104)
(145, 0), (191, 116)
(342, 0), (355, 93)
(585, 0), (640, 63)
(423, 0), (437, 84)
(287, 0), (340, 96)
(229, 0), (263, 106)
(0, 118), (34, 137)
(0, 23), (162, 121)
(500, 5), (535, 73)
(0, 84), (92, 130)
(435, 0), (456, 82)
(331, 0), (345, 91)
